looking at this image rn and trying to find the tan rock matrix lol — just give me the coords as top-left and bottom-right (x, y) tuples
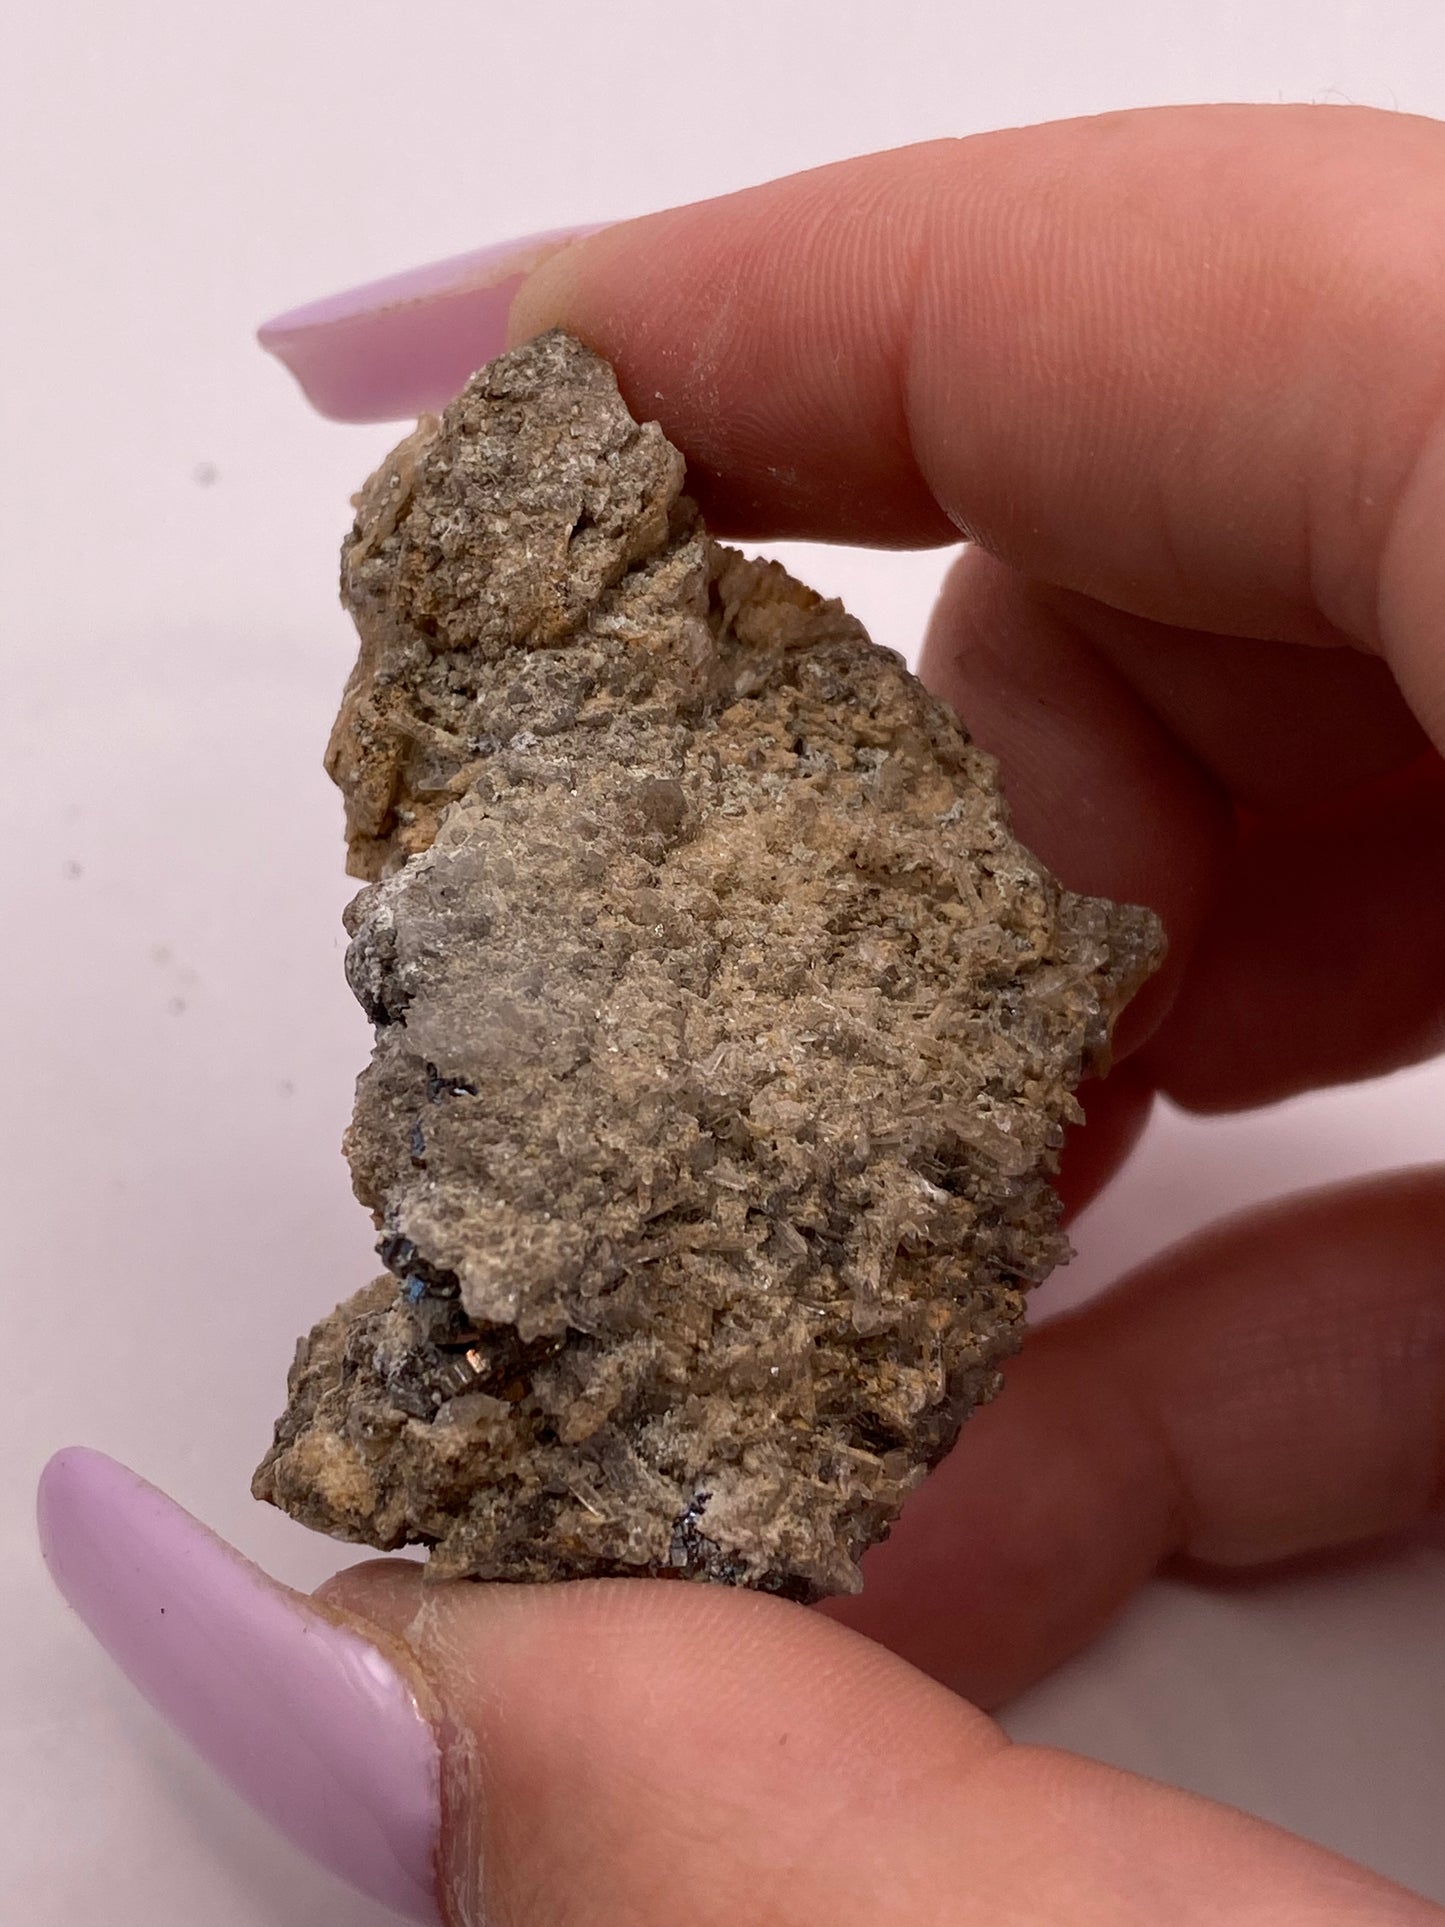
(254, 331), (1164, 1600)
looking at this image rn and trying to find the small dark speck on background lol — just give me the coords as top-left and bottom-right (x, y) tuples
(62, 860), (82, 880)
(192, 462), (219, 487)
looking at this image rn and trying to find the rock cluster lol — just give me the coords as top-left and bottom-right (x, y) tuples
(253, 332), (1163, 1600)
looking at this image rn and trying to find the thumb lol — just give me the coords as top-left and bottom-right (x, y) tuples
(315, 1556), (1005, 1927)
(39, 1450), (1438, 1926)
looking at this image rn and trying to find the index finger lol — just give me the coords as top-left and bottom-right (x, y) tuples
(505, 105), (1445, 742)
(260, 107), (1445, 740)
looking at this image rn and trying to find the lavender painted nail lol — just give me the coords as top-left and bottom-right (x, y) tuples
(37, 1448), (443, 1924)
(258, 225), (607, 422)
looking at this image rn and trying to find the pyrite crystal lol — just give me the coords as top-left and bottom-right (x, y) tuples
(254, 331), (1163, 1600)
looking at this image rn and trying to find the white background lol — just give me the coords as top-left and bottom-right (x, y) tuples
(3, 4), (1444, 1921)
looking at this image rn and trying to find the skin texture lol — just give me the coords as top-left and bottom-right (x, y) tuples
(273, 104), (1445, 1922)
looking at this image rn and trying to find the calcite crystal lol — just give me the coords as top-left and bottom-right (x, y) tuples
(253, 331), (1163, 1600)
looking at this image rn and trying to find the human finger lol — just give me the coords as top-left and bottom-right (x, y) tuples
(507, 104), (1445, 739)
(256, 227), (606, 422)
(924, 552), (1428, 824)
(1022, 583), (1430, 816)
(260, 108), (1445, 624)
(261, 105), (1445, 736)
(825, 1166), (1445, 1708)
(918, 544), (1233, 1047)
(1139, 753), (1445, 1109)
(923, 549), (1445, 1105)
(1053, 1066), (1156, 1221)
(322, 1557), (1440, 1927)
(41, 1448), (1441, 1923)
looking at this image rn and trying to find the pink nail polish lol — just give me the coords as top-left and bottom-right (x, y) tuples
(37, 1448), (443, 1924)
(258, 225), (607, 422)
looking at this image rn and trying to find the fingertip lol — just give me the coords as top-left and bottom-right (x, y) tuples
(314, 1556), (427, 1635)
(257, 226), (610, 423)
(36, 1450), (443, 1922)
(509, 173), (958, 543)
(1380, 411), (1445, 754)
(504, 224), (608, 350)
(395, 1576), (1004, 1927)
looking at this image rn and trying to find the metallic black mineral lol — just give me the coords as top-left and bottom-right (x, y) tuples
(252, 331), (1164, 1600)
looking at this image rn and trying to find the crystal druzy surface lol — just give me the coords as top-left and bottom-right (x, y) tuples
(253, 332), (1164, 1600)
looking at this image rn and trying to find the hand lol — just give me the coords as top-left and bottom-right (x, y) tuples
(44, 103), (1445, 1925)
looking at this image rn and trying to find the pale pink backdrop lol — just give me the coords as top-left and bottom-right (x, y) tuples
(4, 4), (1444, 1921)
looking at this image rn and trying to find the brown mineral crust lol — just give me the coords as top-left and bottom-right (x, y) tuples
(253, 330), (1165, 1602)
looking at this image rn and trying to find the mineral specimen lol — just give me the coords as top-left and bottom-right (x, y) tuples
(253, 331), (1164, 1601)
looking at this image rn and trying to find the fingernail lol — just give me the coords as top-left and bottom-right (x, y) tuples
(37, 1448), (443, 1923)
(258, 225), (608, 422)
